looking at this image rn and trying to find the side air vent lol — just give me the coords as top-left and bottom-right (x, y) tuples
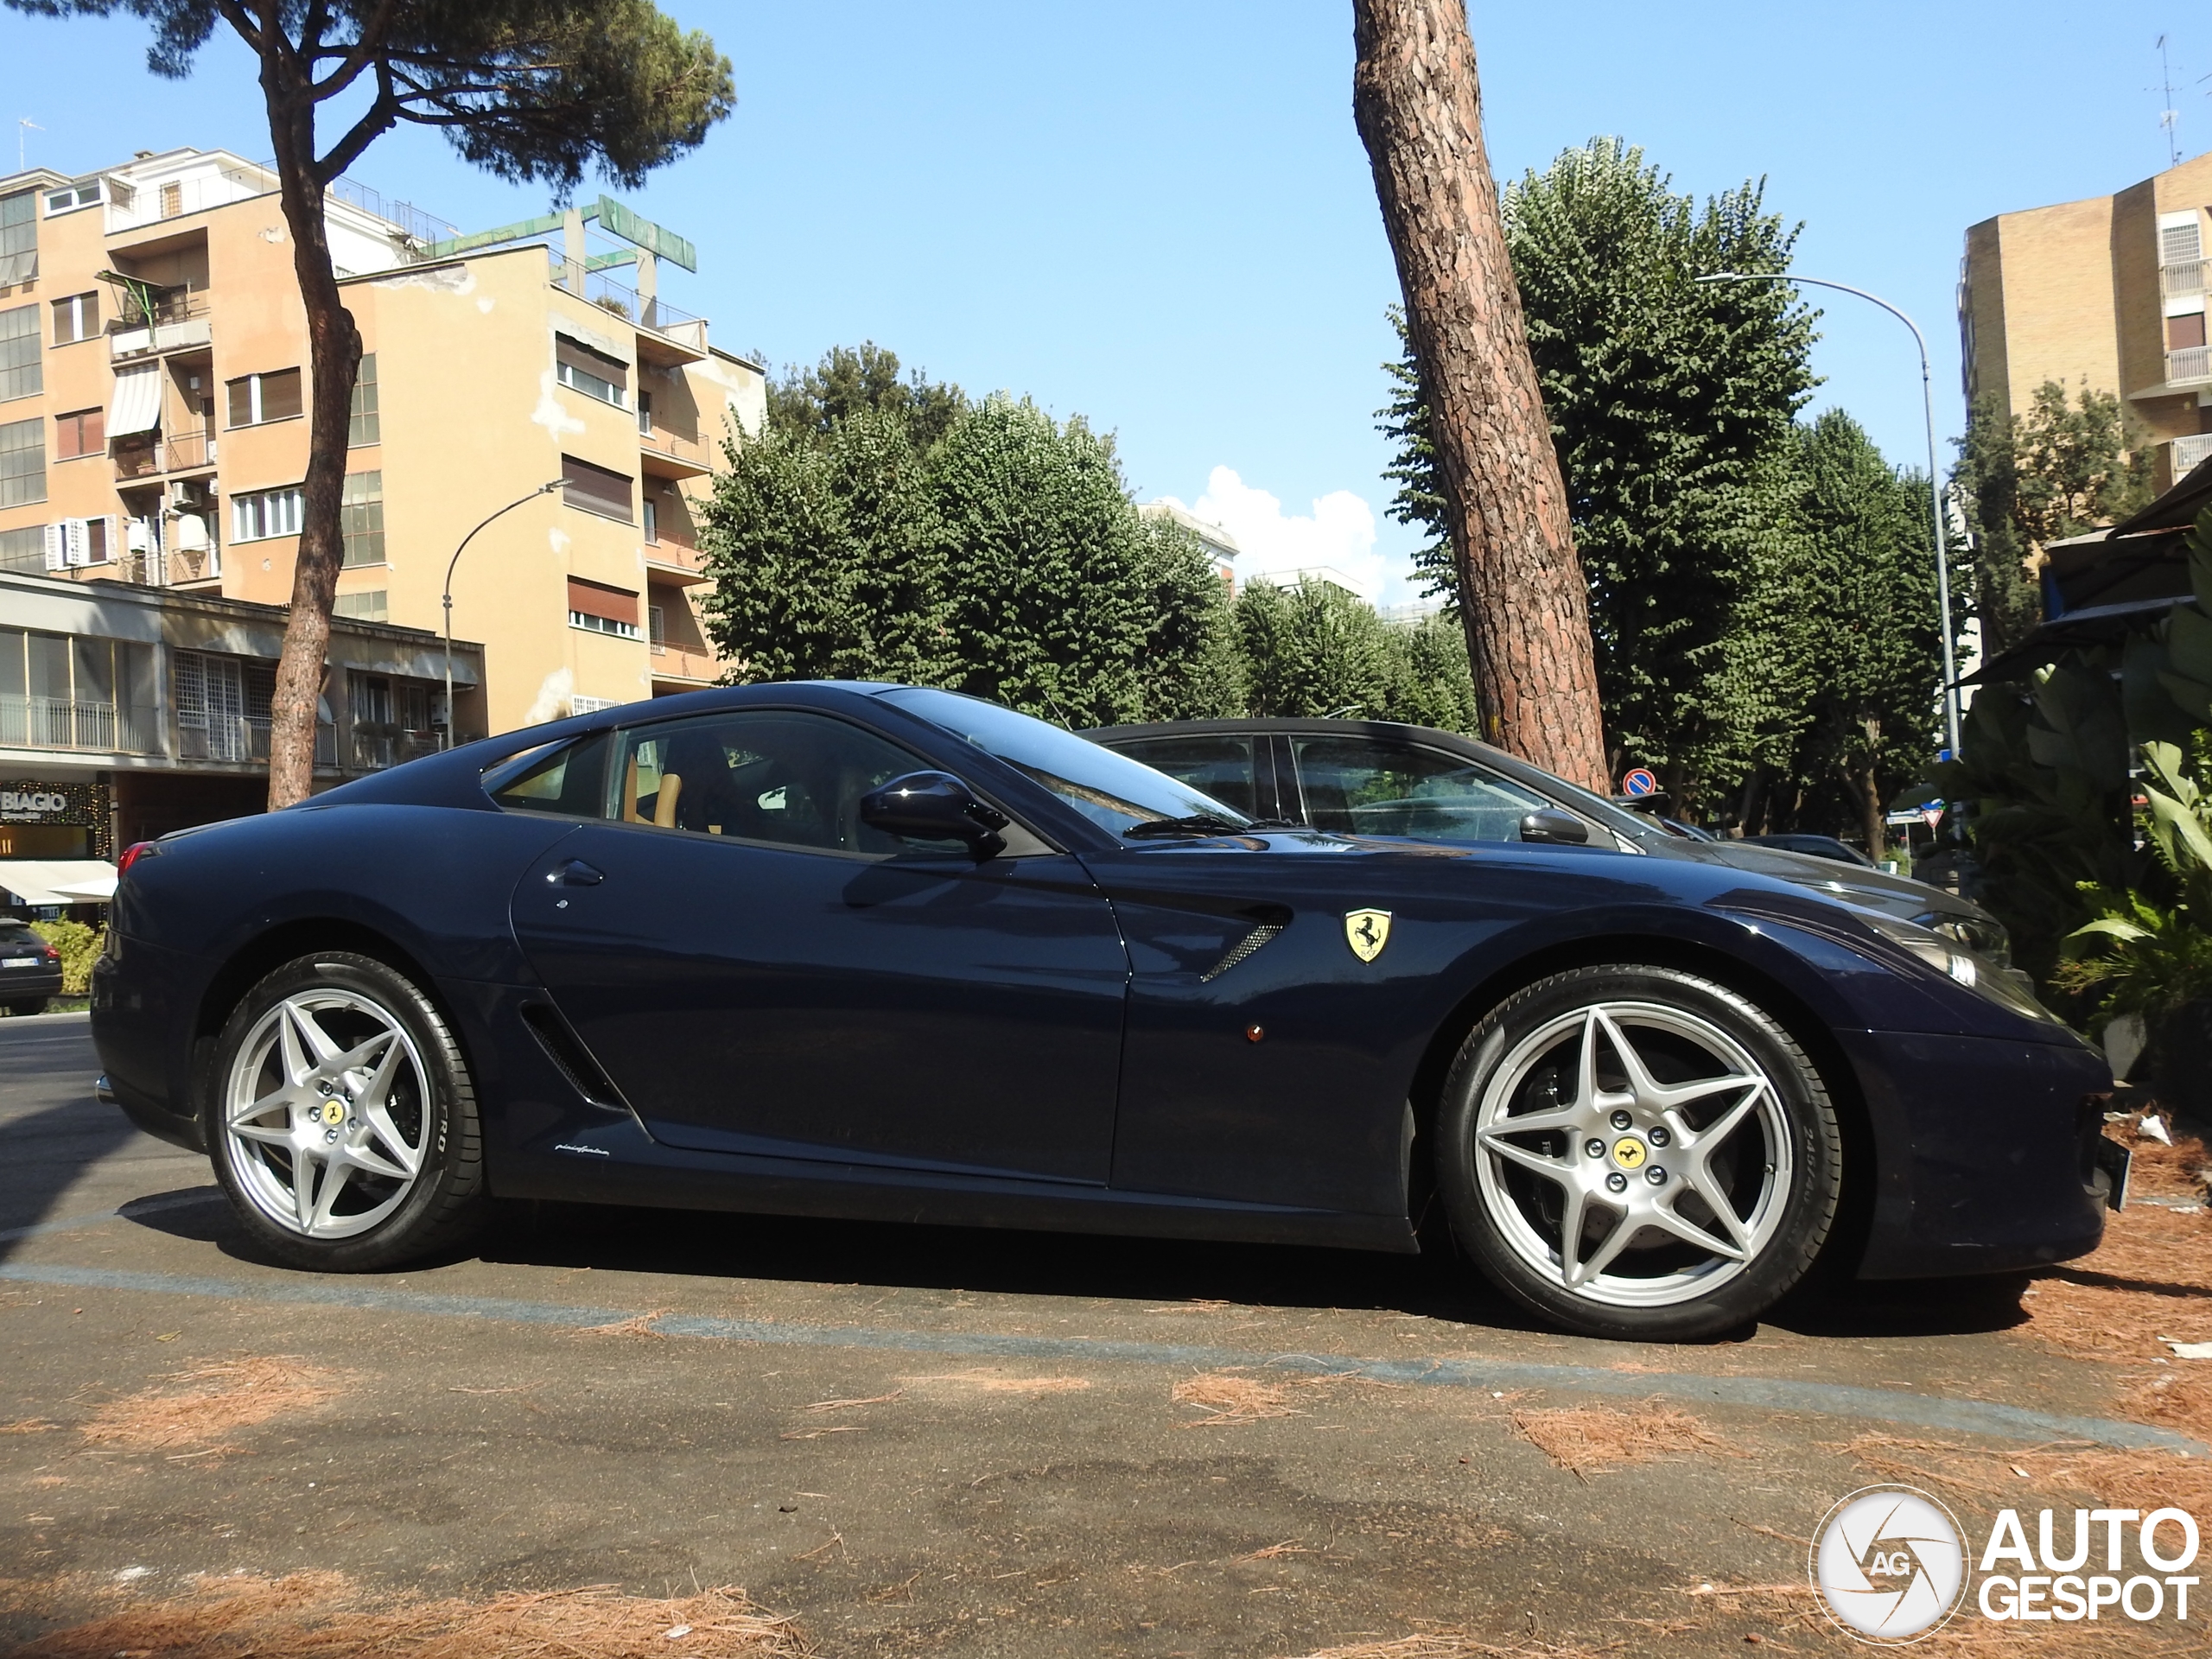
(1200, 922), (1284, 983)
(520, 1002), (626, 1110)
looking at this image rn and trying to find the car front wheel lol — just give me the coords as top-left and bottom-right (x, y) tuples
(1435, 965), (1841, 1341)
(206, 951), (484, 1271)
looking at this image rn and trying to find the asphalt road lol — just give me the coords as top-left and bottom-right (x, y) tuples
(0, 1013), (2192, 1655)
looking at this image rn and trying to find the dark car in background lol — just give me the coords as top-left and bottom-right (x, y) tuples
(0, 918), (62, 1015)
(1086, 718), (2018, 979)
(1739, 833), (1877, 868)
(93, 684), (2111, 1343)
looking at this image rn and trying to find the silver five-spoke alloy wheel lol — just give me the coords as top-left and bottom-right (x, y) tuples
(223, 988), (432, 1239)
(1473, 999), (1793, 1307)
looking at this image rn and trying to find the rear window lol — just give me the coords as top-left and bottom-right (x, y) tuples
(486, 732), (611, 817)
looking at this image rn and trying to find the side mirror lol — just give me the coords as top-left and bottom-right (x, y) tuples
(860, 771), (1009, 856)
(1519, 808), (1591, 847)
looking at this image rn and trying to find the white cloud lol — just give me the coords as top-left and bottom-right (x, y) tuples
(1174, 467), (1387, 601)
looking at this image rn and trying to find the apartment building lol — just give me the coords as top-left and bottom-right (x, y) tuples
(0, 146), (761, 752)
(1959, 150), (2212, 490)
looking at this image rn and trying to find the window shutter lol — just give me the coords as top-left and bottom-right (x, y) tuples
(260, 368), (303, 422)
(63, 518), (87, 567)
(560, 454), (634, 520)
(86, 515), (113, 563)
(174, 650), (207, 728)
(566, 576), (639, 625)
(42, 523), (64, 570)
(555, 335), (629, 393)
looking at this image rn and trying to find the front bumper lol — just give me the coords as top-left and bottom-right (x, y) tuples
(1847, 1028), (2111, 1280)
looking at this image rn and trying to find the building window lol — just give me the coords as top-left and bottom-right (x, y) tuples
(637, 387), (653, 436)
(2172, 311), (2209, 352)
(334, 591), (388, 622)
(569, 694), (622, 715)
(226, 367), (303, 428)
(568, 575), (640, 638)
(642, 495), (658, 543)
(42, 179), (102, 215)
(0, 189), (36, 285)
(340, 470), (385, 565)
(54, 408), (104, 461)
(232, 485), (303, 543)
(647, 604), (666, 651)
(0, 524), (44, 573)
(559, 454), (633, 521)
(43, 517), (113, 567)
(0, 304), (40, 402)
(0, 416), (44, 508)
(348, 352), (379, 446)
(555, 335), (627, 408)
(51, 291), (99, 345)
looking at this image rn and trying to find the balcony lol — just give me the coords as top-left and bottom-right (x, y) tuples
(350, 726), (443, 772)
(2175, 433), (2212, 476)
(648, 643), (720, 686)
(550, 254), (708, 363)
(2164, 260), (2207, 299)
(112, 430), (217, 481)
(0, 696), (161, 755)
(639, 427), (712, 480)
(2169, 346), (2211, 388)
(645, 540), (710, 585)
(180, 715), (336, 768)
(109, 291), (213, 362)
(105, 163), (275, 234)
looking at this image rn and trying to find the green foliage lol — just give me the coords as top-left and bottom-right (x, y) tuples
(1952, 381), (2156, 658)
(11, 2), (736, 193)
(29, 920), (100, 996)
(701, 350), (1238, 728)
(1377, 307), (1453, 613)
(765, 342), (966, 454)
(1232, 582), (1478, 730)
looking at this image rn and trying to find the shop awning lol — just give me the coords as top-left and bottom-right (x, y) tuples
(0, 860), (118, 905)
(107, 365), (162, 438)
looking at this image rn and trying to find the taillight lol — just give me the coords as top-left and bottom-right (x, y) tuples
(117, 842), (158, 876)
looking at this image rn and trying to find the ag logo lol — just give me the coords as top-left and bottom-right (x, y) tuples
(1810, 1484), (1967, 1643)
(1343, 909), (1392, 963)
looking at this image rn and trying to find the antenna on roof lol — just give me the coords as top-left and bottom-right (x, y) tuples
(2156, 35), (2182, 168)
(16, 119), (41, 174)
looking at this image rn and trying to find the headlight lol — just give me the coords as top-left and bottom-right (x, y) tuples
(1919, 911), (2012, 969)
(1861, 912), (2056, 1024)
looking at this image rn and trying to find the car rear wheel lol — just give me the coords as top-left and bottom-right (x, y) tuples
(206, 951), (484, 1272)
(1435, 965), (1840, 1341)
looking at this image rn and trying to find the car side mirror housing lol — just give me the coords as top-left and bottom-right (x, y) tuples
(860, 771), (1009, 856)
(1519, 809), (1591, 847)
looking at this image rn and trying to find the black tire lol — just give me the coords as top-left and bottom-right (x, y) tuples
(203, 951), (485, 1272)
(1435, 964), (1840, 1341)
(8, 998), (47, 1016)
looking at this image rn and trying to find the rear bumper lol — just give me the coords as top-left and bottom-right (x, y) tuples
(1847, 1027), (2111, 1280)
(0, 969), (64, 1001)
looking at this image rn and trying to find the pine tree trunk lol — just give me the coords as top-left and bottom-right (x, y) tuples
(258, 54), (363, 810)
(1858, 762), (1886, 865)
(1351, 0), (1607, 791)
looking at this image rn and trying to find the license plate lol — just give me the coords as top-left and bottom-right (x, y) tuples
(2, 957), (36, 968)
(2094, 1135), (2132, 1212)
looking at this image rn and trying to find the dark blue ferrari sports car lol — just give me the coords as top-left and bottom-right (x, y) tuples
(91, 682), (2120, 1341)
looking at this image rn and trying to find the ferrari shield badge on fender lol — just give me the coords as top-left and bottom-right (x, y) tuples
(1344, 909), (1392, 963)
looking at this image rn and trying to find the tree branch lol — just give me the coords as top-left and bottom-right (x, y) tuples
(308, 0), (402, 102)
(315, 61), (404, 183)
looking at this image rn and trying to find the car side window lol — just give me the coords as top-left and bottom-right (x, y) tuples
(609, 709), (949, 856)
(487, 732), (611, 817)
(1290, 735), (1548, 842)
(1109, 734), (1261, 820)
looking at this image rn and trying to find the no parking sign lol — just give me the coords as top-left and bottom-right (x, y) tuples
(1621, 767), (1658, 798)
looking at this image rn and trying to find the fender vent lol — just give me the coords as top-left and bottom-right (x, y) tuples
(1200, 923), (1284, 983)
(521, 1002), (626, 1110)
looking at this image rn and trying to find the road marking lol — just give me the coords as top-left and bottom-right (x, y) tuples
(0, 1254), (2197, 1454)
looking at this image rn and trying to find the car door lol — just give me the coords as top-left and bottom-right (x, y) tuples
(504, 705), (1132, 1184)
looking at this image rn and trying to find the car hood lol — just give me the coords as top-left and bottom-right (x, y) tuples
(1672, 838), (1986, 925)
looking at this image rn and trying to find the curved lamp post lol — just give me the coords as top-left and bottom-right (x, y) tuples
(1694, 273), (1962, 757)
(442, 480), (563, 748)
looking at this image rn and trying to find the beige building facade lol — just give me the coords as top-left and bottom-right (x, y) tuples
(1959, 150), (2212, 489)
(0, 147), (760, 753)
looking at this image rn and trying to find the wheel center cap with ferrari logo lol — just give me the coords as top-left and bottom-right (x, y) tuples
(1344, 909), (1392, 963)
(1611, 1136), (1647, 1170)
(319, 1100), (346, 1128)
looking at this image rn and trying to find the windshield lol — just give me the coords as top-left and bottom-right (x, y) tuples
(878, 688), (1252, 836)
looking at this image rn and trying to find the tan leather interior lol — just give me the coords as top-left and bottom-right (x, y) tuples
(654, 773), (683, 828)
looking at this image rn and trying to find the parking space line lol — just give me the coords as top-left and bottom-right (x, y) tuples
(0, 1255), (2196, 1454)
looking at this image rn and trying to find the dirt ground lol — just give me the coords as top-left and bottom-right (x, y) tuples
(3, 1014), (2205, 1657)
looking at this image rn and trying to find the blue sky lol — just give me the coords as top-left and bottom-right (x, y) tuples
(3, 2), (2202, 601)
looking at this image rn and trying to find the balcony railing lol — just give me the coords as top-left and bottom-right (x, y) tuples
(113, 431), (217, 481)
(2169, 346), (2212, 387)
(350, 727), (443, 772)
(0, 695), (161, 754)
(109, 291), (213, 361)
(105, 164), (275, 233)
(2164, 260), (2207, 298)
(549, 254), (708, 348)
(2175, 433), (2212, 476)
(180, 716), (336, 767)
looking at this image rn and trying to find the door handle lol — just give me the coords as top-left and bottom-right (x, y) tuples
(548, 859), (606, 887)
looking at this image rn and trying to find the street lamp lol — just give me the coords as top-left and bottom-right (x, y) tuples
(1694, 272), (1962, 757)
(442, 480), (563, 748)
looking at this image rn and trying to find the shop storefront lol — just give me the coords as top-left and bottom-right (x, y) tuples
(0, 779), (115, 918)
